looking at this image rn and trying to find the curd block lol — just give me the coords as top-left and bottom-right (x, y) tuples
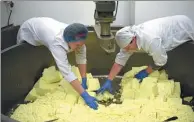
(122, 99), (148, 107)
(10, 104), (35, 122)
(87, 73), (93, 79)
(24, 88), (39, 101)
(154, 96), (167, 102)
(96, 91), (114, 101)
(121, 89), (136, 100)
(157, 80), (174, 98)
(42, 66), (62, 83)
(141, 77), (158, 84)
(138, 77), (158, 99)
(149, 70), (160, 77)
(120, 78), (133, 88)
(87, 78), (100, 91)
(183, 96), (193, 102)
(60, 79), (79, 96)
(172, 82), (181, 98)
(121, 81), (132, 90)
(123, 66), (147, 78)
(35, 88), (49, 96)
(158, 80), (169, 82)
(71, 66), (81, 81)
(11, 66), (194, 122)
(56, 103), (72, 114)
(167, 98), (182, 105)
(71, 104), (90, 114)
(58, 71), (63, 79)
(159, 70), (168, 80)
(87, 91), (96, 97)
(37, 79), (59, 94)
(33, 77), (47, 88)
(123, 70), (135, 78)
(46, 90), (67, 101)
(131, 78), (140, 90)
(65, 93), (78, 105)
(77, 97), (85, 105)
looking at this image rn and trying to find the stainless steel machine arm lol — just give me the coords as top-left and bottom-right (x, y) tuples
(93, 1), (119, 53)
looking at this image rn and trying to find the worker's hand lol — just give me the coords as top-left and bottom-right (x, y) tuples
(97, 79), (113, 94)
(81, 77), (88, 89)
(81, 91), (98, 110)
(135, 69), (149, 81)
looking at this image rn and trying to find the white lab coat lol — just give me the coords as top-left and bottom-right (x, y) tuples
(115, 15), (194, 67)
(17, 17), (86, 82)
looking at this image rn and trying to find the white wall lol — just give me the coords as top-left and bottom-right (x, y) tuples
(135, 1), (194, 24)
(1, 2), (10, 27)
(2, 1), (194, 27)
(1, 1), (132, 27)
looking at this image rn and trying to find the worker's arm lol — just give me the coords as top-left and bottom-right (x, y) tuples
(146, 63), (163, 74)
(78, 64), (86, 78)
(108, 63), (123, 80)
(135, 38), (167, 80)
(70, 79), (85, 94)
(75, 45), (87, 77)
(49, 45), (84, 94)
(75, 45), (87, 89)
(49, 45), (98, 110)
(109, 49), (133, 79)
(97, 49), (133, 94)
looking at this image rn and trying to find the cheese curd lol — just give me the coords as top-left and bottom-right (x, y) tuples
(11, 66), (194, 122)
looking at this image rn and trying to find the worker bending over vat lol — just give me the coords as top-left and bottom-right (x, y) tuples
(97, 15), (194, 94)
(17, 17), (98, 110)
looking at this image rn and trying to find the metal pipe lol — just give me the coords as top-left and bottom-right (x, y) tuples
(100, 22), (111, 36)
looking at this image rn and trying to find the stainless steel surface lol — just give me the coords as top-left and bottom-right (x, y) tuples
(1, 29), (194, 122)
(1, 114), (19, 122)
(94, 1), (116, 24)
(100, 22), (111, 36)
(93, 24), (115, 53)
(93, 24), (115, 40)
(94, 1), (118, 53)
(1, 25), (20, 50)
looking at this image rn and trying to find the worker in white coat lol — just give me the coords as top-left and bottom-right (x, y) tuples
(97, 15), (194, 94)
(17, 17), (98, 110)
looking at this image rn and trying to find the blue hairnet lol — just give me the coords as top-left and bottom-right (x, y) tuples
(63, 23), (88, 43)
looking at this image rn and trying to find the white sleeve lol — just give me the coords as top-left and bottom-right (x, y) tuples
(115, 49), (133, 66)
(49, 45), (77, 82)
(149, 38), (168, 66)
(75, 44), (87, 64)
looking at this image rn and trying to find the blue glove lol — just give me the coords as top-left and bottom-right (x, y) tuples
(81, 77), (88, 89)
(135, 69), (149, 80)
(97, 79), (113, 94)
(81, 91), (98, 110)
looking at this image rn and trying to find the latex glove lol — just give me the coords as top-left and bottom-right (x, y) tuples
(81, 91), (98, 110)
(135, 69), (149, 81)
(97, 79), (113, 94)
(81, 77), (87, 89)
